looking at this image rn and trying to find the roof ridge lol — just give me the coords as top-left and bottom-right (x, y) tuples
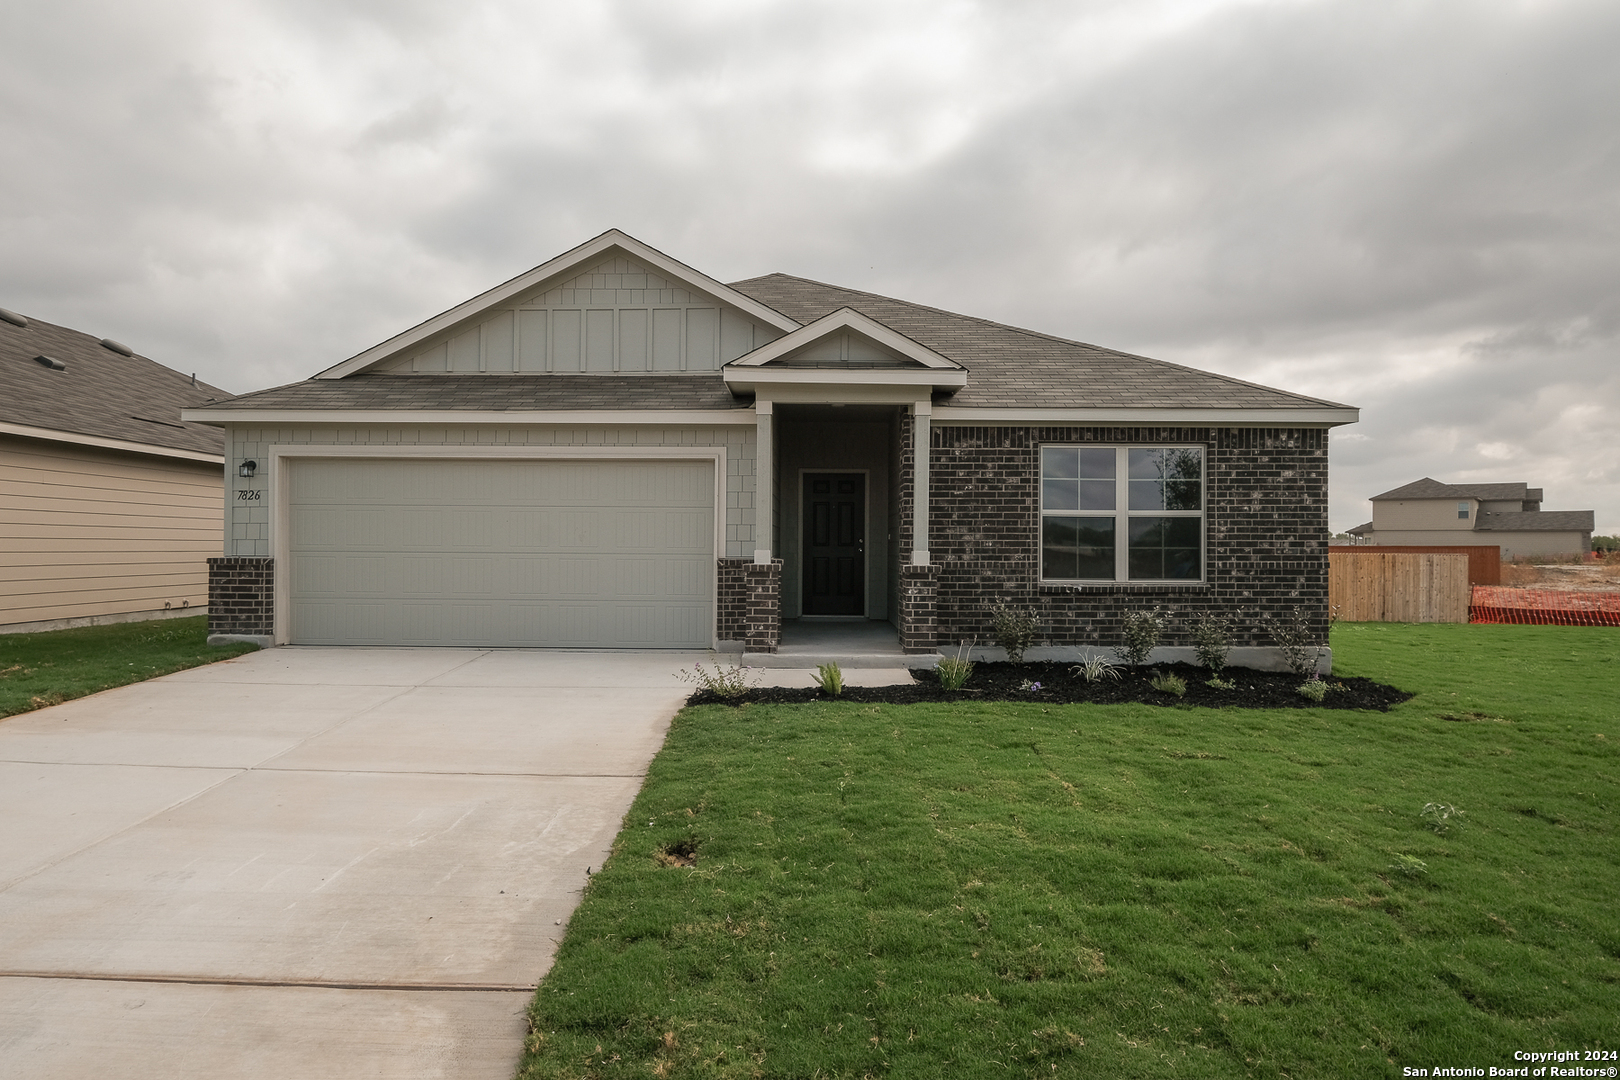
(730, 273), (1351, 410)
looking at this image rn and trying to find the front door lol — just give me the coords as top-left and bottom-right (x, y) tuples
(803, 473), (865, 616)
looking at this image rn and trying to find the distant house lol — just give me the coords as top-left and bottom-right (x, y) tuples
(1347, 478), (1594, 558)
(0, 307), (231, 633)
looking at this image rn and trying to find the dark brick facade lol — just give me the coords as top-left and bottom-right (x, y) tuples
(898, 563), (939, 652)
(716, 557), (750, 643)
(744, 560), (782, 652)
(207, 557), (274, 638)
(923, 425), (1330, 650)
(716, 556), (784, 652)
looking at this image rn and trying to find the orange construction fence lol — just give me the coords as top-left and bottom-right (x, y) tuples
(1469, 586), (1620, 626)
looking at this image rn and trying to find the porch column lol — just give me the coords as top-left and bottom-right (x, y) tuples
(754, 400), (773, 563)
(911, 400), (930, 565)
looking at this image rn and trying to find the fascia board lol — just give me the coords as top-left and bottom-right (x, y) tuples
(729, 307), (960, 369)
(313, 229), (801, 380)
(181, 408), (758, 426)
(931, 406), (1361, 426)
(752, 385), (938, 406)
(724, 367), (968, 391)
(0, 420), (224, 464)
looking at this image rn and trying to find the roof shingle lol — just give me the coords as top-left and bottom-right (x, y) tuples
(0, 313), (228, 455)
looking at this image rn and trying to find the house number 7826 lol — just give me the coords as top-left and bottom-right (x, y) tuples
(236, 490), (261, 501)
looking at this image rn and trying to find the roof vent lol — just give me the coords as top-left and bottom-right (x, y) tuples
(35, 354), (66, 371)
(0, 308), (27, 328)
(100, 338), (135, 356)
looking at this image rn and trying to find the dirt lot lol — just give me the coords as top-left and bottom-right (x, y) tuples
(1500, 558), (1620, 592)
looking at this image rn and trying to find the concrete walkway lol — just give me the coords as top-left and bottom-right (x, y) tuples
(0, 648), (906, 1078)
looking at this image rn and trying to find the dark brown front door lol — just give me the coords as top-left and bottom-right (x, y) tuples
(803, 473), (865, 616)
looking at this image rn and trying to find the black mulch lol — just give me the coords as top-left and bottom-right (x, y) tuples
(685, 661), (1413, 712)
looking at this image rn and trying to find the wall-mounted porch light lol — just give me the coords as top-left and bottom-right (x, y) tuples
(239, 460), (257, 478)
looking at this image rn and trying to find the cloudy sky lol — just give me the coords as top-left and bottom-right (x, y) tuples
(3, 0), (1616, 533)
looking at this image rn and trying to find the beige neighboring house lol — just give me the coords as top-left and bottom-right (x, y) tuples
(1347, 477), (1594, 558)
(0, 306), (231, 633)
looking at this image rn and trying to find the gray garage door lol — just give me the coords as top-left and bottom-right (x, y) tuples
(288, 458), (714, 647)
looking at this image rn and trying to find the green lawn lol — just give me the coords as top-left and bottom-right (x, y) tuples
(0, 616), (256, 718)
(520, 624), (1619, 1079)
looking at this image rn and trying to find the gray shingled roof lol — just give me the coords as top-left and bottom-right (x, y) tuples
(0, 311), (228, 456)
(1478, 510), (1594, 533)
(1370, 477), (1531, 501)
(728, 274), (1350, 410)
(204, 374), (749, 411)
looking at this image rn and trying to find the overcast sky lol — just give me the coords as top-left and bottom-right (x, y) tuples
(3, 0), (1616, 533)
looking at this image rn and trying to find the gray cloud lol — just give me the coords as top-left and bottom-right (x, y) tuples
(1, 0), (1615, 532)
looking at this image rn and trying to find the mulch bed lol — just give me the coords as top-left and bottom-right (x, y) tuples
(686, 661), (1413, 712)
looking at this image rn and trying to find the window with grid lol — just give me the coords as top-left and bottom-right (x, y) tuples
(1039, 446), (1204, 582)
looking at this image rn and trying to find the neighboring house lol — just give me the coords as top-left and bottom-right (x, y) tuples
(183, 229), (1359, 666)
(0, 307), (230, 633)
(1347, 478), (1594, 558)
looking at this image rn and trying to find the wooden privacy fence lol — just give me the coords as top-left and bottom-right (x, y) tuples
(1328, 545), (1500, 586)
(1329, 551), (1471, 623)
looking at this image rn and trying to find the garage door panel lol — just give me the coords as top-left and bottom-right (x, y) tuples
(289, 458), (714, 648)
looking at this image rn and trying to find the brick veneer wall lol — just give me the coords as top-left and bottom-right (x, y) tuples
(207, 557), (274, 637)
(743, 560), (782, 653)
(898, 563), (939, 652)
(717, 556), (783, 651)
(924, 425), (1330, 649)
(716, 557), (749, 642)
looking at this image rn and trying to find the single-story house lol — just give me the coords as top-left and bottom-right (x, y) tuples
(1, 307), (230, 633)
(1347, 478), (1594, 558)
(183, 230), (1359, 667)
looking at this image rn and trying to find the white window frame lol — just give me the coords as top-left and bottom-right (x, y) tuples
(1038, 444), (1206, 584)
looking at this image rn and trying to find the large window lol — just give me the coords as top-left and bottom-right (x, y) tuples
(1040, 446), (1204, 582)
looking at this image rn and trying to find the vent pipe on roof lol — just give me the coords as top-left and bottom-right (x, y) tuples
(100, 338), (135, 356)
(0, 308), (27, 328)
(35, 355), (66, 371)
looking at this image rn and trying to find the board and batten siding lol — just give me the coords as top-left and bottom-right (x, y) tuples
(224, 424), (757, 559)
(1, 434), (222, 630)
(374, 254), (785, 375)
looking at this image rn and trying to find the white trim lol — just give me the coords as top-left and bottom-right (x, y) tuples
(725, 367), (967, 392)
(0, 420), (224, 465)
(267, 444), (727, 648)
(183, 408), (757, 427)
(729, 307), (962, 369)
(314, 230), (800, 379)
(933, 406), (1359, 426)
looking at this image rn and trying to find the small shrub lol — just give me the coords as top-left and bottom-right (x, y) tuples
(1190, 612), (1231, 673)
(1071, 654), (1121, 683)
(1017, 679), (1044, 693)
(988, 604), (1040, 664)
(1262, 606), (1324, 677)
(1206, 675), (1236, 690)
(1149, 670), (1187, 698)
(1115, 607), (1165, 667)
(1390, 853), (1428, 878)
(936, 643), (975, 691)
(1421, 802), (1465, 834)
(675, 658), (759, 699)
(1295, 677), (1327, 703)
(814, 662), (844, 696)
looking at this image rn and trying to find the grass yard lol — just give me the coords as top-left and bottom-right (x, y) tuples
(0, 616), (256, 719)
(521, 624), (1619, 1079)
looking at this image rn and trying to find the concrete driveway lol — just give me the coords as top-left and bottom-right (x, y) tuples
(0, 647), (713, 1079)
